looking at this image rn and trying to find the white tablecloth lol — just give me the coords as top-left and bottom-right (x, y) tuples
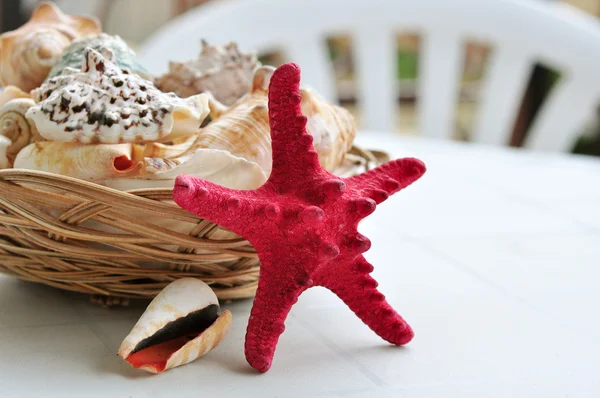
(1, 134), (599, 397)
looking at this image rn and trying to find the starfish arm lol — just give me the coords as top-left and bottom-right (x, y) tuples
(346, 158), (426, 204)
(173, 174), (267, 235)
(244, 254), (309, 372)
(320, 256), (414, 345)
(266, 63), (323, 191)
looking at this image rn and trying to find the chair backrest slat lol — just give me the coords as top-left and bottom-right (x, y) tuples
(284, 34), (338, 102)
(473, 49), (533, 146)
(353, 27), (397, 132)
(137, 0), (600, 152)
(418, 32), (463, 139)
(526, 75), (600, 151)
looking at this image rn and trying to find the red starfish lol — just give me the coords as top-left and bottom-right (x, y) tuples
(173, 63), (426, 373)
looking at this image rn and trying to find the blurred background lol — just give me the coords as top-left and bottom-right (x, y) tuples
(2, 0), (600, 155)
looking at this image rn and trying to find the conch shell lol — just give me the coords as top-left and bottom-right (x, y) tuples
(169, 65), (356, 179)
(0, 97), (43, 168)
(27, 47), (210, 144)
(119, 278), (232, 373)
(155, 40), (259, 105)
(104, 148), (267, 191)
(0, 1), (101, 91)
(14, 141), (141, 181)
(46, 33), (150, 81)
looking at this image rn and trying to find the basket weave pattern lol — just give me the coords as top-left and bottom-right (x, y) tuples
(0, 146), (386, 302)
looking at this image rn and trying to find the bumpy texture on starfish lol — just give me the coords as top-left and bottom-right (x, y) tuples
(173, 62), (426, 373)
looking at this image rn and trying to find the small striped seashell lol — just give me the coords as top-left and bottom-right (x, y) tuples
(0, 96), (43, 168)
(118, 278), (232, 374)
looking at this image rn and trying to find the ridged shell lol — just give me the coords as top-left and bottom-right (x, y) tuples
(27, 47), (210, 144)
(46, 33), (149, 80)
(119, 278), (231, 374)
(178, 65), (356, 177)
(300, 86), (356, 171)
(0, 1), (100, 91)
(0, 98), (43, 168)
(13, 141), (141, 181)
(155, 40), (260, 105)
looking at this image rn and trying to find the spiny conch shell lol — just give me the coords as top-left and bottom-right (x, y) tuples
(104, 148), (267, 191)
(46, 33), (150, 81)
(119, 278), (232, 374)
(0, 1), (101, 91)
(13, 141), (141, 181)
(155, 39), (260, 106)
(26, 47), (210, 144)
(0, 98), (43, 168)
(179, 65), (356, 178)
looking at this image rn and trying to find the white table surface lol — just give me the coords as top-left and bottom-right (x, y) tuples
(1, 134), (600, 397)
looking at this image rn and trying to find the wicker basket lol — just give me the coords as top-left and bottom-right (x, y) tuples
(0, 146), (387, 304)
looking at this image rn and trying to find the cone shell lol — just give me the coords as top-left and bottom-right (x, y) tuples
(27, 47), (210, 144)
(0, 98), (43, 168)
(119, 278), (232, 373)
(182, 65), (356, 177)
(0, 1), (101, 91)
(155, 40), (260, 105)
(13, 141), (141, 181)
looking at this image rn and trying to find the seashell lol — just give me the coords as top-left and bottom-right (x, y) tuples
(0, 1), (101, 91)
(119, 278), (232, 373)
(27, 47), (210, 144)
(177, 65), (356, 177)
(299, 86), (356, 171)
(46, 33), (149, 81)
(104, 148), (267, 191)
(0, 136), (11, 169)
(155, 39), (260, 106)
(0, 98), (43, 168)
(0, 86), (32, 107)
(14, 141), (141, 181)
(135, 134), (198, 159)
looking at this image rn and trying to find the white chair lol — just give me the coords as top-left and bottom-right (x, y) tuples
(137, 0), (600, 152)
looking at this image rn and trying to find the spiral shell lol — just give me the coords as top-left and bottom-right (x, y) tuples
(0, 98), (43, 168)
(0, 1), (101, 91)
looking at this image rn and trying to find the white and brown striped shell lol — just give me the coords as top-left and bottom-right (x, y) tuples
(0, 86), (44, 168)
(155, 40), (260, 106)
(0, 1), (100, 92)
(119, 278), (232, 373)
(27, 47), (210, 144)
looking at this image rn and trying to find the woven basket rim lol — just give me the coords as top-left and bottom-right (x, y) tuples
(0, 145), (387, 305)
